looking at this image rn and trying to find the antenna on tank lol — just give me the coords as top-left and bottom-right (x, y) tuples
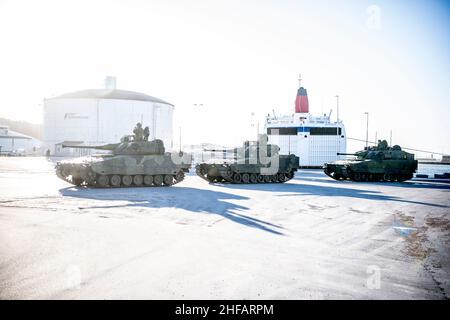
(298, 73), (302, 87)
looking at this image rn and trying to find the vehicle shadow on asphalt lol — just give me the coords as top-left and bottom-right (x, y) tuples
(59, 186), (285, 235)
(214, 179), (449, 208)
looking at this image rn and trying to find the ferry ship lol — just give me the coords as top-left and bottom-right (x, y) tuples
(264, 79), (346, 168)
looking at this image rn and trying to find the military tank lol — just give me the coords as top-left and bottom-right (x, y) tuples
(55, 123), (191, 187)
(196, 134), (299, 184)
(323, 140), (418, 182)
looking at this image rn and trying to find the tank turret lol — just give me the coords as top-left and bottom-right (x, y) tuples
(204, 134), (280, 159)
(63, 139), (165, 156)
(62, 123), (166, 156)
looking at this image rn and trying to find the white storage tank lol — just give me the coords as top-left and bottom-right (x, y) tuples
(43, 78), (174, 156)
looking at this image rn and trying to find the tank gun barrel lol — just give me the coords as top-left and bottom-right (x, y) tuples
(337, 152), (357, 156)
(62, 143), (119, 151)
(203, 148), (236, 153)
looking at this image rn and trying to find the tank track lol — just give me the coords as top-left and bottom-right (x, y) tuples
(324, 168), (413, 182)
(56, 163), (186, 188)
(195, 164), (295, 184)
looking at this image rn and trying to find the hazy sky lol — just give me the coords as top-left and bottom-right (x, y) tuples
(0, 0), (449, 154)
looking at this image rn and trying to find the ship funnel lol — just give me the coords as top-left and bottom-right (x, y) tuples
(295, 86), (309, 113)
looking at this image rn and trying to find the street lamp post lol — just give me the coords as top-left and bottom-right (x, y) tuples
(365, 112), (369, 148)
(251, 112), (258, 139)
(179, 126), (182, 152)
(335, 95), (339, 122)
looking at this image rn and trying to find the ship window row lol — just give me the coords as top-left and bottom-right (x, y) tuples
(310, 127), (342, 135)
(267, 127), (342, 136)
(267, 128), (298, 135)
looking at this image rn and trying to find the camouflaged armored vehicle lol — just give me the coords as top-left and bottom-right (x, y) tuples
(196, 134), (299, 184)
(55, 123), (191, 187)
(323, 140), (417, 182)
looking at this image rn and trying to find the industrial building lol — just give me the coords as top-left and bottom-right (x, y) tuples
(0, 125), (41, 155)
(43, 77), (174, 156)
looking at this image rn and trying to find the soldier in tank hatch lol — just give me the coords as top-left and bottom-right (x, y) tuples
(143, 126), (150, 141)
(133, 123), (144, 141)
